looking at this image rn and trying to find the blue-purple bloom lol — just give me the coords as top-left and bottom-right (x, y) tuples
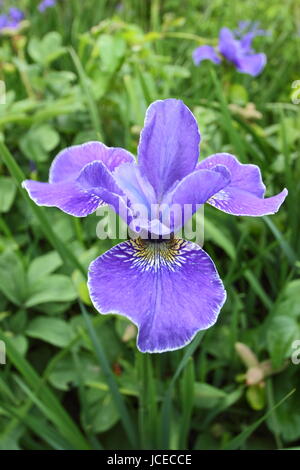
(38, 0), (56, 13)
(193, 25), (267, 76)
(0, 7), (24, 31)
(22, 99), (287, 353)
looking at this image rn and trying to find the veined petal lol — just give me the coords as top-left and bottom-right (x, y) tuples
(165, 166), (231, 231)
(49, 141), (135, 184)
(113, 162), (156, 212)
(192, 45), (221, 66)
(22, 161), (130, 219)
(197, 153), (287, 216)
(21, 180), (103, 217)
(138, 99), (200, 200)
(197, 153), (266, 197)
(88, 238), (226, 353)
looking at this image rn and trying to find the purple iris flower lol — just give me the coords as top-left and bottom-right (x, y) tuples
(22, 99), (287, 353)
(38, 0), (56, 13)
(0, 7), (24, 30)
(9, 7), (25, 22)
(193, 25), (266, 76)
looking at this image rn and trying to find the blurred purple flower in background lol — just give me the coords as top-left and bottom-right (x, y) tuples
(193, 23), (267, 76)
(0, 7), (24, 31)
(22, 99), (287, 353)
(38, 0), (56, 13)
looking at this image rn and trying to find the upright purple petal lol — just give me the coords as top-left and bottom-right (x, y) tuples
(192, 45), (221, 66)
(138, 99), (200, 200)
(197, 153), (288, 216)
(219, 27), (239, 63)
(49, 141), (135, 184)
(113, 162), (156, 212)
(88, 238), (226, 353)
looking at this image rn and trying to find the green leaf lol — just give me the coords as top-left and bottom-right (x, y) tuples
(267, 316), (300, 368)
(194, 383), (227, 409)
(19, 124), (60, 162)
(26, 317), (74, 347)
(85, 388), (119, 433)
(0, 176), (17, 213)
(97, 34), (126, 73)
(48, 353), (101, 391)
(0, 251), (27, 305)
(28, 32), (66, 66)
(25, 274), (77, 307)
(27, 251), (62, 284)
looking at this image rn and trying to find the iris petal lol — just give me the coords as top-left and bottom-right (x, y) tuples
(138, 99), (200, 200)
(22, 161), (131, 219)
(197, 153), (288, 216)
(192, 45), (221, 66)
(235, 52), (266, 77)
(49, 141), (135, 184)
(88, 238), (226, 353)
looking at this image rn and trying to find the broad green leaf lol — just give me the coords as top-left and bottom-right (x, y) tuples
(0, 176), (17, 213)
(27, 251), (62, 284)
(97, 34), (126, 73)
(19, 124), (60, 162)
(84, 388), (119, 433)
(25, 274), (77, 307)
(267, 316), (300, 368)
(28, 32), (66, 66)
(26, 317), (74, 347)
(194, 382), (227, 409)
(0, 251), (27, 305)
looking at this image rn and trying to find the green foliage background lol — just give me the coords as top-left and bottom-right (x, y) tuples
(0, 0), (299, 450)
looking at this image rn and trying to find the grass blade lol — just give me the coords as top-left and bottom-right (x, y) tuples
(161, 331), (205, 449)
(223, 388), (295, 450)
(80, 302), (138, 448)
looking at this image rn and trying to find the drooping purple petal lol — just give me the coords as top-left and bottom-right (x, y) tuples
(206, 187), (288, 216)
(197, 153), (288, 216)
(192, 45), (221, 66)
(22, 161), (130, 218)
(88, 238), (226, 353)
(235, 52), (266, 77)
(49, 141), (135, 184)
(138, 99), (200, 200)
